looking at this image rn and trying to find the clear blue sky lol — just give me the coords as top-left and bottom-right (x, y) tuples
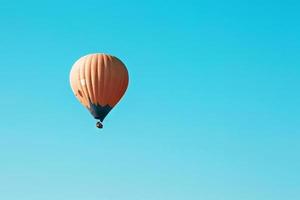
(0, 0), (299, 199)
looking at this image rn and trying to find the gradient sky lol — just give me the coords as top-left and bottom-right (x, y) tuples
(0, 0), (300, 199)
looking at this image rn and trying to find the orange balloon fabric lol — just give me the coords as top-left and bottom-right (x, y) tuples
(70, 53), (129, 122)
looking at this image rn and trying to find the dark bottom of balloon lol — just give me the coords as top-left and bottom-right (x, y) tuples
(88, 103), (113, 122)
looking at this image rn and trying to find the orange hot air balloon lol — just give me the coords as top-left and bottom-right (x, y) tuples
(70, 53), (129, 128)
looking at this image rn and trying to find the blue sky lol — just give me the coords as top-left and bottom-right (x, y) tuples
(0, 0), (300, 199)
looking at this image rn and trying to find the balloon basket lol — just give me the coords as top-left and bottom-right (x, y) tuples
(96, 121), (103, 129)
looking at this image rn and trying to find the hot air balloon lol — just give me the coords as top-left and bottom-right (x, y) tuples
(70, 53), (129, 128)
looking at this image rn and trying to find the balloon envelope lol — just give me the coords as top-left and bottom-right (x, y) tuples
(70, 53), (129, 122)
